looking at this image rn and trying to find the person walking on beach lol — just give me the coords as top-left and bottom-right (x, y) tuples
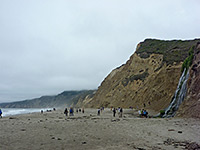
(119, 107), (123, 118)
(138, 109), (142, 117)
(64, 108), (68, 116)
(118, 107), (121, 116)
(69, 107), (74, 116)
(97, 108), (100, 116)
(143, 110), (148, 118)
(113, 108), (116, 117)
(0, 109), (2, 118)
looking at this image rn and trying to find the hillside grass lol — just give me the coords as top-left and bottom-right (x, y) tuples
(136, 39), (200, 65)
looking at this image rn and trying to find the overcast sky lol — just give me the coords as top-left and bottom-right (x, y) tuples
(0, 0), (199, 103)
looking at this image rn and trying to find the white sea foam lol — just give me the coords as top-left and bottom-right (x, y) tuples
(1, 108), (51, 117)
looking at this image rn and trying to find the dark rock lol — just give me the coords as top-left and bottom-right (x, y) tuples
(9, 117), (16, 119)
(178, 131), (182, 133)
(164, 138), (175, 145)
(186, 142), (200, 150)
(82, 142), (87, 144)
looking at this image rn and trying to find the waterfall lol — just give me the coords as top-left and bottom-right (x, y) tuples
(163, 69), (189, 117)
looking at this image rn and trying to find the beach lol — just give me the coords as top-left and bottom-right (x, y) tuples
(0, 108), (200, 150)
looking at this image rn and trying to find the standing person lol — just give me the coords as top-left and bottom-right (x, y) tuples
(141, 109), (144, 117)
(69, 107), (74, 116)
(0, 109), (2, 118)
(119, 108), (123, 118)
(138, 109), (142, 117)
(82, 108), (84, 113)
(143, 103), (146, 108)
(100, 107), (103, 113)
(118, 107), (121, 116)
(110, 107), (113, 111)
(143, 110), (148, 118)
(97, 108), (100, 116)
(113, 108), (116, 117)
(64, 108), (68, 116)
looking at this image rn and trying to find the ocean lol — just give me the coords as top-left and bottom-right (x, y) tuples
(1, 108), (50, 117)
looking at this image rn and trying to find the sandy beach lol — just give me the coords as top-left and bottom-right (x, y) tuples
(0, 108), (200, 150)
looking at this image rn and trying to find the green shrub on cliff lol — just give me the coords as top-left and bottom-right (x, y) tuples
(181, 46), (194, 72)
(159, 109), (165, 117)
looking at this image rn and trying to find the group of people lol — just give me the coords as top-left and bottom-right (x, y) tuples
(64, 107), (84, 116)
(0, 106), (150, 119)
(97, 107), (123, 118)
(76, 108), (84, 113)
(138, 109), (148, 118)
(112, 107), (123, 117)
(97, 107), (104, 116)
(41, 108), (56, 114)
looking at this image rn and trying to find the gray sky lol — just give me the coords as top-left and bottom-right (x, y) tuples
(0, 0), (199, 103)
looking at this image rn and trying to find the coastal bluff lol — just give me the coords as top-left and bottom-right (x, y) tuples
(80, 39), (200, 117)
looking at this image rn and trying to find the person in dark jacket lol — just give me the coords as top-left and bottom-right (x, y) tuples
(0, 109), (2, 118)
(113, 108), (116, 117)
(64, 108), (68, 116)
(119, 108), (123, 118)
(97, 108), (100, 116)
(69, 107), (74, 116)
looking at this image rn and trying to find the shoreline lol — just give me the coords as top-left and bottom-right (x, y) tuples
(0, 107), (58, 117)
(0, 108), (200, 150)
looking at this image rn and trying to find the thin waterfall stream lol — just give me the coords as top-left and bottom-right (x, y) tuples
(163, 69), (189, 117)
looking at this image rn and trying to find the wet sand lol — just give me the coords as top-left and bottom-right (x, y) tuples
(0, 108), (200, 150)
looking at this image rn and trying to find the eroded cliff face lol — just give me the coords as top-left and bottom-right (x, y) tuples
(177, 42), (200, 118)
(84, 53), (181, 111)
(82, 39), (200, 113)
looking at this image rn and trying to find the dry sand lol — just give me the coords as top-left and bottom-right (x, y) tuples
(0, 108), (200, 150)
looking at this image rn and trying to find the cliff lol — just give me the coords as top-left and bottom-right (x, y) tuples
(177, 42), (200, 118)
(0, 90), (96, 108)
(82, 39), (200, 113)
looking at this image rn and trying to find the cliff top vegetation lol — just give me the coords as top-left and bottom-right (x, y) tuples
(136, 39), (200, 64)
